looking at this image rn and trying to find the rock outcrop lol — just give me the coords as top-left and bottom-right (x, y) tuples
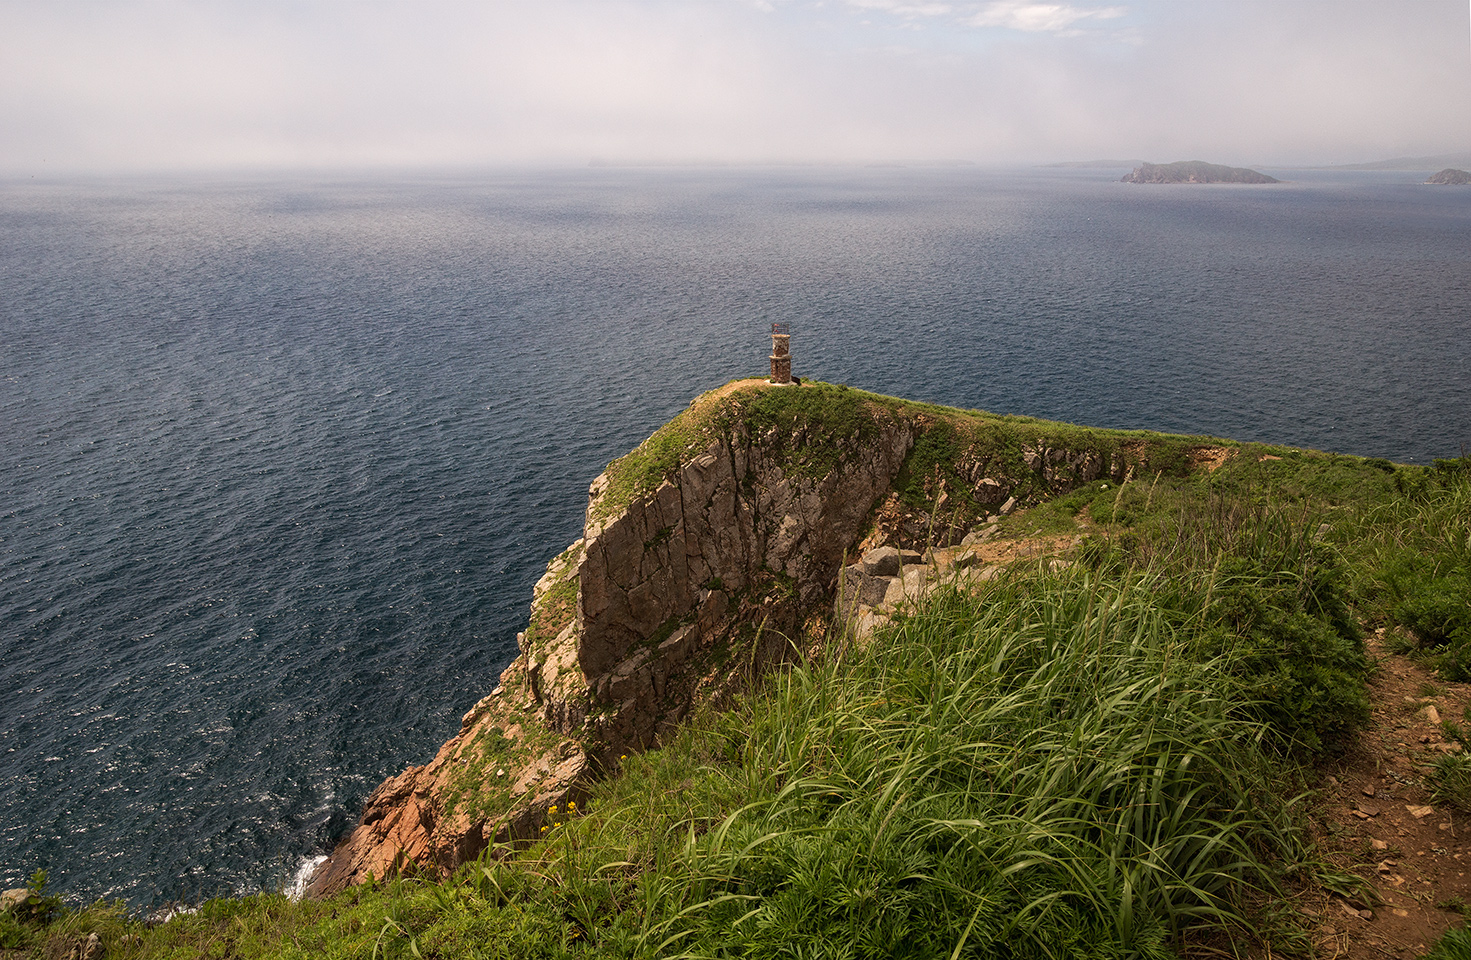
(308, 380), (1207, 896)
(1, 887), (44, 921)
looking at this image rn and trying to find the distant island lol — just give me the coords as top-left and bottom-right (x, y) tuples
(1122, 160), (1280, 184)
(1042, 159), (1143, 169)
(1323, 153), (1471, 172)
(1426, 168), (1471, 185)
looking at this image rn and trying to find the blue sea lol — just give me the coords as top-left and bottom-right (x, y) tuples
(2, 166), (1468, 908)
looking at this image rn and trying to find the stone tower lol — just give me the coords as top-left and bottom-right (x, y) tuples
(769, 322), (792, 384)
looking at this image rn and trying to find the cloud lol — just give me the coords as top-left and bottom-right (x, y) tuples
(843, 0), (1128, 32)
(0, 0), (1465, 172)
(845, 0), (956, 16)
(964, 1), (1127, 32)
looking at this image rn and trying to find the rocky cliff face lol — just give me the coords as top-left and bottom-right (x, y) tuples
(557, 404), (916, 762)
(307, 381), (1187, 896)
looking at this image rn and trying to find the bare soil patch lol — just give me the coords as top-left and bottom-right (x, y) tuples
(1304, 630), (1471, 957)
(1190, 445), (1234, 472)
(690, 377), (777, 411)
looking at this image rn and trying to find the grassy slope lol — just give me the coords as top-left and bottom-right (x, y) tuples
(7, 386), (1470, 960)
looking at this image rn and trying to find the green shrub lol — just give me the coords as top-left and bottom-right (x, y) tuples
(1395, 576), (1471, 647)
(1087, 484), (1370, 758)
(1390, 570), (1471, 679)
(1358, 455), (1471, 680)
(891, 418), (965, 510)
(725, 382), (879, 480)
(1206, 551), (1369, 757)
(1434, 456), (1471, 477)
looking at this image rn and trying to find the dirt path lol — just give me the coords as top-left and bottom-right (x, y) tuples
(1305, 631), (1471, 957)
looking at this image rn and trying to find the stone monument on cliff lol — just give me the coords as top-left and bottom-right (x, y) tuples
(769, 322), (792, 384)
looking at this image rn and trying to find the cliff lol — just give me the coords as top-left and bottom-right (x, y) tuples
(1122, 160), (1279, 184)
(306, 379), (1218, 895)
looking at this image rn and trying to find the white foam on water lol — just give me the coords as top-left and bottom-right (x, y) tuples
(287, 856), (328, 901)
(148, 904), (199, 924)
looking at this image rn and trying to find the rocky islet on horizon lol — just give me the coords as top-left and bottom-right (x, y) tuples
(1426, 168), (1471, 185)
(1122, 160), (1280, 184)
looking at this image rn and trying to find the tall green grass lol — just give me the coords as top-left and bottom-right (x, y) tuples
(1358, 459), (1471, 676)
(626, 569), (1305, 959)
(1087, 479), (1369, 758)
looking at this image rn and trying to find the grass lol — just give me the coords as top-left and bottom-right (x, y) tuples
(13, 555), (1345, 958)
(594, 411), (717, 524)
(524, 571), (579, 659)
(1423, 925), (1471, 960)
(1428, 752), (1471, 813)
(436, 717), (566, 829)
(635, 570), (1310, 959)
(1009, 480), (1112, 537)
(9, 391), (1468, 960)
(1340, 456), (1471, 676)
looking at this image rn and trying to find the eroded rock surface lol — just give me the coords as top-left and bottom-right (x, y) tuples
(558, 410), (916, 764)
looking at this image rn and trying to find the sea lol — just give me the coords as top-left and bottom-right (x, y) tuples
(2, 166), (1468, 909)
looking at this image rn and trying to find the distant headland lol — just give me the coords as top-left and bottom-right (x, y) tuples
(1122, 160), (1280, 184)
(1426, 168), (1471, 185)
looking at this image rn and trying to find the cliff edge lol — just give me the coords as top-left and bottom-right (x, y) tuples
(307, 379), (1218, 895)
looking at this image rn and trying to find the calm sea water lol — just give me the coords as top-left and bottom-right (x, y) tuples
(2, 167), (1467, 908)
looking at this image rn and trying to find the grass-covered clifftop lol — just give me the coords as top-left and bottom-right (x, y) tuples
(594, 378), (1219, 526)
(6, 383), (1470, 959)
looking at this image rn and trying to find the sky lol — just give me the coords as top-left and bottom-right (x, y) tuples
(1, 0), (1468, 173)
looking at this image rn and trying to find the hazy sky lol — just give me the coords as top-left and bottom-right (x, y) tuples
(2, 0), (1468, 172)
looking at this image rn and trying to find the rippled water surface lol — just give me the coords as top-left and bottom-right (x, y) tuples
(2, 167), (1468, 906)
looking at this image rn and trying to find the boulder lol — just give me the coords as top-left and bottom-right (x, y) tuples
(859, 545), (902, 577)
(1, 887), (37, 917)
(962, 524), (1000, 546)
(839, 565), (892, 610)
(67, 932), (103, 960)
